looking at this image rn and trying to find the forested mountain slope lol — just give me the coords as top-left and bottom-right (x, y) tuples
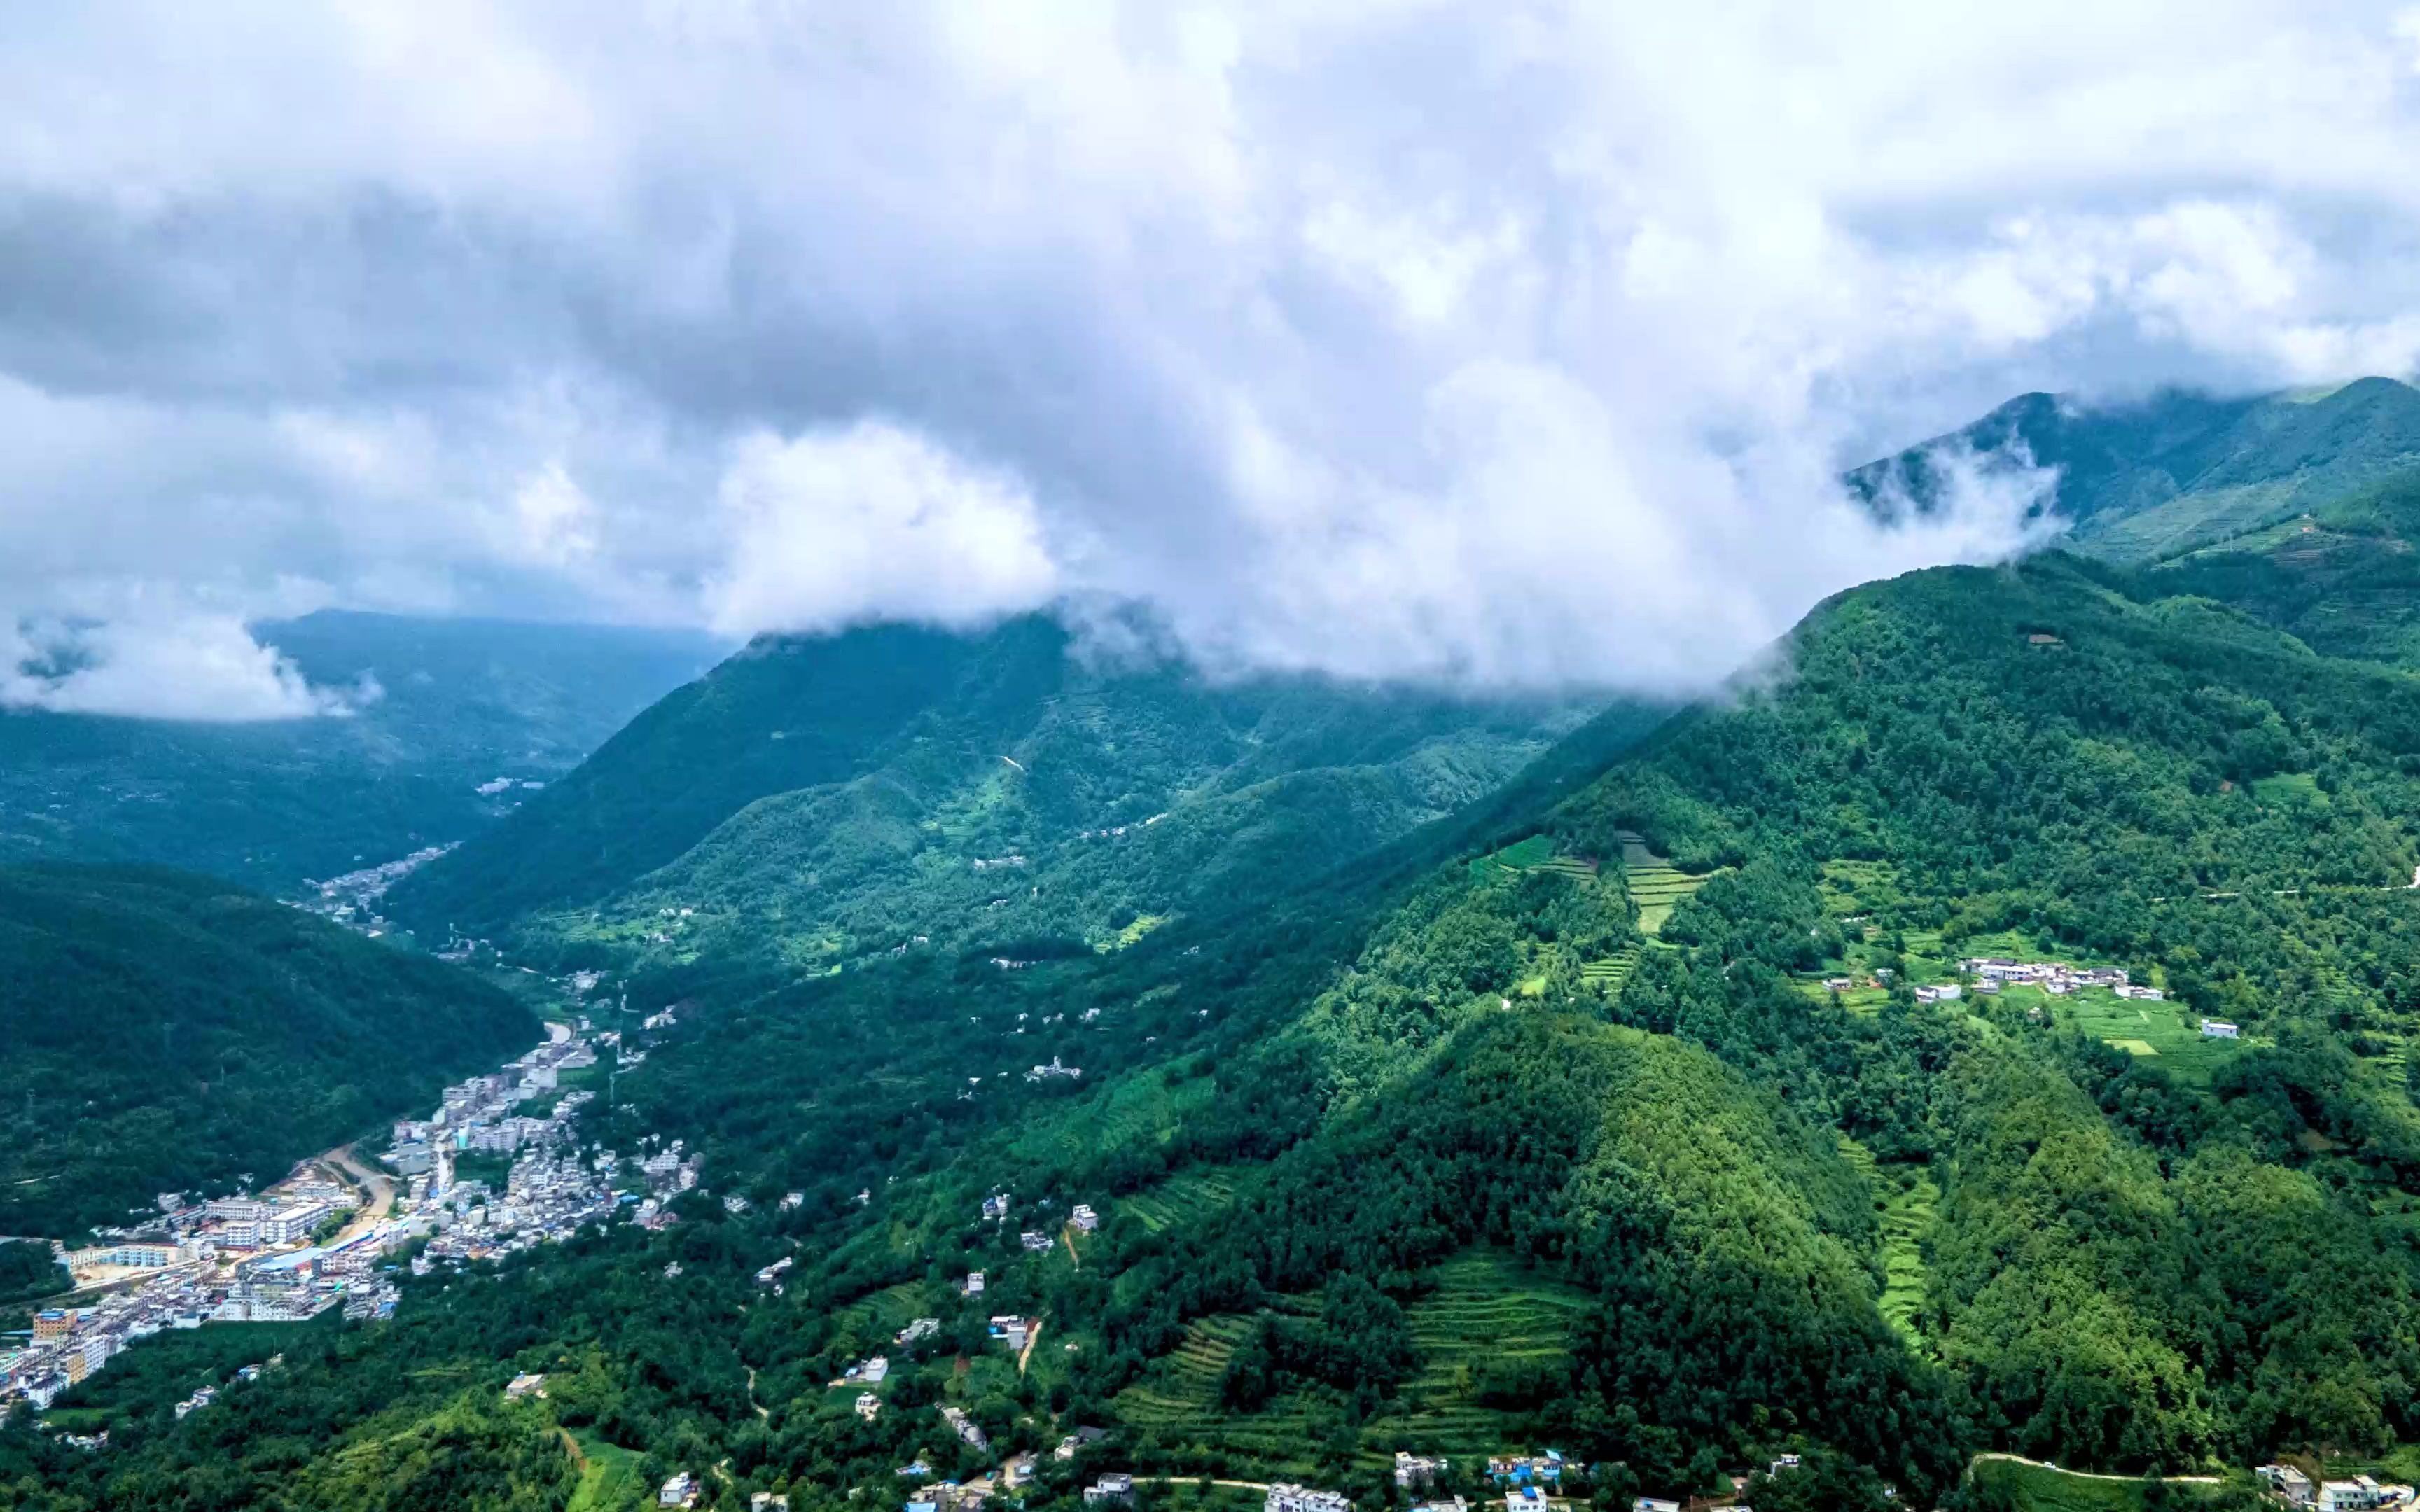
(1854, 375), (2420, 564)
(386, 612), (1609, 971)
(0, 612), (724, 890)
(0, 864), (537, 1236)
(24, 554), (2420, 1511)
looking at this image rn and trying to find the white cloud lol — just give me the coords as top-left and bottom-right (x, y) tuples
(1, 612), (368, 720)
(1, 2), (2419, 707)
(704, 423), (1060, 639)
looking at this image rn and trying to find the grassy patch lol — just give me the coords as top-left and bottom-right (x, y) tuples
(2251, 771), (2323, 805)
(1468, 834), (1558, 881)
(566, 1426), (647, 1512)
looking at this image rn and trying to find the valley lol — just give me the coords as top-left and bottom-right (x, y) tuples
(15, 386), (2420, 1512)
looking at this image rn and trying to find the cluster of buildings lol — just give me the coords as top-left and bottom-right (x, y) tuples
(1959, 958), (2150, 997)
(384, 1032), (599, 1182)
(410, 1124), (619, 1268)
(0, 1226), (393, 1410)
(304, 844), (454, 936)
(2258, 1466), (2414, 1510)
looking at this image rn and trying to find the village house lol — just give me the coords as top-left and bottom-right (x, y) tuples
(989, 1315), (1033, 1350)
(1914, 984), (1961, 1004)
(660, 1471), (701, 1508)
(1487, 1453), (1563, 1485)
(897, 1317), (941, 1345)
(856, 1392), (882, 1421)
(942, 1404), (990, 1451)
(505, 1372), (547, 1400)
(1267, 1485), (1354, 1512)
(2317, 1476), (2400, 1512)
(1396, 1452), (1449, 1490)
(2202, 1020), (2241, 1039)
(1070, 1204), (1101, 1232)
(1020, 1231), (1055, 1252)
(2258, 1465), (2314, 1506)
(752, 1495), (791, 1512)
(1083, 1473), (1135, 1506)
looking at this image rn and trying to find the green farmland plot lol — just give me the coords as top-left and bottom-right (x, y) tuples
(1613, 831), (1718, 936)
(2051, 989), (2246, 1084)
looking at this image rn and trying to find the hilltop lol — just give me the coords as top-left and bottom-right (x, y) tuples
(1853, 375), (2420, 564)
(0, 863), (538, 1237)
(384, 612), (1618, 972)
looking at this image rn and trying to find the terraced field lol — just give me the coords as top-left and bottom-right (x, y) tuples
(1579, 946), (1641, 995)
(1117, 1168), (1246, 1234)
(830, 1281), (929, 1341)
(1376, 1252), (1590, 1453)
(1837, 1138), (1937, 1353)
(1613, 831), (1716, 936)
(1011, 1068), (1214, 1170)
(1113, 1251), (1583, 1469)
(1113, 1313), (1321, 1476)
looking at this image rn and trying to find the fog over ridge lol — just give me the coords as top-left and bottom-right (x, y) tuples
(4, 1), (2419, 715)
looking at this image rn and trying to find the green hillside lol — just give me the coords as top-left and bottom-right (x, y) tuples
(28, 552), (2420, 1511)
(1853, 376), (2420, 564)
(0, 612), (725, 890)
(0, 863), (538, 1236)
(386, 612), (1611, 969)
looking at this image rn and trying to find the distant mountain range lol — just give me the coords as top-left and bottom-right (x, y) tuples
(0, 611), (726, 890)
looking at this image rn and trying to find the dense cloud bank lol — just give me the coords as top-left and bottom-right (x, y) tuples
(4, 2), (2419, 715)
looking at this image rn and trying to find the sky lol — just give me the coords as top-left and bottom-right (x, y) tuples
(4, 1), (2420, 718)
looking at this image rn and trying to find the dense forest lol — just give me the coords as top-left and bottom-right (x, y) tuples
(0, 864), (538, 1236)
(386, 612), (1613, 972)
(26, 445), (2420, 1507)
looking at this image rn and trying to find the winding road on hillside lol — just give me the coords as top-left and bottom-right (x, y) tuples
(1970, 1452), (2218, 1485)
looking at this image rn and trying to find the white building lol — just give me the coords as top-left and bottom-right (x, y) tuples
(2201, 1020), (2241, 1039)
(1070, 1204), (1100, 1232)
(2318, 1477), (2398, 1512)
(1267, 1485), (1354, 1512)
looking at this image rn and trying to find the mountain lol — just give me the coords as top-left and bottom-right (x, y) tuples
(384, 612), (1617, 972)
(0, 863), (538, 1238)
(1852, 374), (2420, 564)
(22, 552), (2420, 1507)
(0, 612), (726, 890)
